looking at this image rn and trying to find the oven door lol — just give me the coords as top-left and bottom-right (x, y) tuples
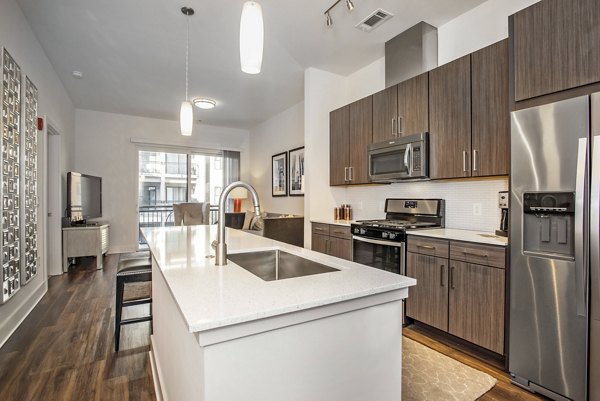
(352, 236), (405, 275)
(368, 143), (410, 182)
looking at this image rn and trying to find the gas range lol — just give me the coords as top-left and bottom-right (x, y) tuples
(351, 199), (445, 243)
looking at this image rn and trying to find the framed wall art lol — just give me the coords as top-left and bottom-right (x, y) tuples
(271, 152), (287, 197)
(288, 147), (304, 196)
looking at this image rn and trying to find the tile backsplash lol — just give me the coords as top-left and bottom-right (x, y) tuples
(339, 178), (508, 232)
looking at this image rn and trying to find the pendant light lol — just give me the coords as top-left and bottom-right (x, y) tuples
(180, 7), (194, 136)
(240, 1), (264, 74)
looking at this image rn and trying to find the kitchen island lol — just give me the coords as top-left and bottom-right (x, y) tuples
(143, 225), (415, 401)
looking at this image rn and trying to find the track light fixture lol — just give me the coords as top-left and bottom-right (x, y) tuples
(324, 0), (355, 27)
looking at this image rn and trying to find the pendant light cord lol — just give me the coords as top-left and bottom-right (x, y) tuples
(185, 17), (189, 101)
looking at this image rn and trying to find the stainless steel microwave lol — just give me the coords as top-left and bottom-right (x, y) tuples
(368, 132), (429, 181)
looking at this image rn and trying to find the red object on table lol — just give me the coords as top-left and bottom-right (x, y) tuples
(233, 198), (242, 213)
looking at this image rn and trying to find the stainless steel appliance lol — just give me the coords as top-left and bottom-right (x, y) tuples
(351, 199), (445, 322)
(510, 94), (600, 401)
(368, 132), (429, 182)
(496, 191), (509, 237)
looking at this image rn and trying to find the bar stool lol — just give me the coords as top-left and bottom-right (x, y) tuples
(115, 252), (153, 352)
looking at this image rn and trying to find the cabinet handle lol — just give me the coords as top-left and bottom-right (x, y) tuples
(315, 227), (326, 232)
(473, 149), (479, 172)
(440, 265), (445, 287)
(463, 250), (488, 258)
(398, 116), (403, 134)
(392, 118), (397, 136)
(349, 166), (354, 181)
(417, 244), (435, 250)
(462, 151), (468, 172)
(344, 167), (349, 182)
(332, 230), (346, 234)
(450, 266), (455, 289)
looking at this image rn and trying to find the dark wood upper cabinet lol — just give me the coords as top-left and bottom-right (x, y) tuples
(329, 106), (350, 186)
(471, 39), (509, 177)
(348, 96), (373, 184)
(372, 86), (398, 143)
(397, 73), (429, 137)
(429, 55), (472, 179)
(512, 0), (600, 102)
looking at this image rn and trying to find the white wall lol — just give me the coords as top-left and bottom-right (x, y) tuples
(0, 0), (75, 348)
(302, 0), (541, 247)
(437, 0), (541, 65)
(249, 102), (304, 215)
(74, 109), (250, 253)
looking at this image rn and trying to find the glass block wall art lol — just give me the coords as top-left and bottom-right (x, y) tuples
(21, 76), (37, 285)
(1, 48), (21, 304)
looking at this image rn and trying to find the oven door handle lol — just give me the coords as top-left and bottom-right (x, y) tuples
(353, 235), (404, 248)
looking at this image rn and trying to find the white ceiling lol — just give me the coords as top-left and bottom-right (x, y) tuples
(17, 0), (486, 129)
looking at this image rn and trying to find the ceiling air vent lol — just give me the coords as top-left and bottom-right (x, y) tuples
(355, 9), (393, 32)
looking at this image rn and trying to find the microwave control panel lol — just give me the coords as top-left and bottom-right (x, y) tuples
(412, 146), (421, 171)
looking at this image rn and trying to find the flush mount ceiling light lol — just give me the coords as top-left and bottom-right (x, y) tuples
(193, 98), (217, 110)
(240, 1), (264, 74)
(180, 6), (194, 136)
(324, 0), (356, 27)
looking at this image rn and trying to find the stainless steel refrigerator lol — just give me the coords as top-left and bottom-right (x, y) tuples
(510, 93), (600, 401)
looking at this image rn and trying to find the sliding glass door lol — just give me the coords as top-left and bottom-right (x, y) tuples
(137, 148), (234, 244)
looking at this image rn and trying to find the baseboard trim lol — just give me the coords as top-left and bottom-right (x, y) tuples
(0, 280), (47, 349)
(150, 335), (167, 401)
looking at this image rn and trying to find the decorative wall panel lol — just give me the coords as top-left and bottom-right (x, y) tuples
(21, 77), (37, 285)
(1, 48), (21, 304)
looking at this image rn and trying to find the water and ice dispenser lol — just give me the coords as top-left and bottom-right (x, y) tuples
(522, 192), (575, 258)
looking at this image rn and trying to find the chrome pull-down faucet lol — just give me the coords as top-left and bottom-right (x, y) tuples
(215, 181), (261, 266)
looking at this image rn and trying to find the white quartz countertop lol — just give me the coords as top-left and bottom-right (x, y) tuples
(310, 218), (355, 227)
(407, 228), (508, 247)
(142, 226), (416, 333)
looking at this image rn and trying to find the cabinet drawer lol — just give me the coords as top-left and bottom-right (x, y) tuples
(329, 225), (351, 240)
(407, 236), (449, 258)
(450, 241), (505, 269)
(312, 223), (330, 236)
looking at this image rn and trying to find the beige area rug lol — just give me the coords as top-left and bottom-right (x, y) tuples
(403, 337), (497, 401)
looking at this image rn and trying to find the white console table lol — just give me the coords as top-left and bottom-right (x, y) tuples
(62, 224), (110, 272)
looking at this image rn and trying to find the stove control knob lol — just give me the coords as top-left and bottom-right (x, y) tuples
(389, 233), (396, 240)
(382, 232), (389, 238)
(360, 228), (366, 235)
(353, 228), (359, 234)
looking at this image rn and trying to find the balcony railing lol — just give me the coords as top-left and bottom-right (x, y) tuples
(138, 204), (220, 244)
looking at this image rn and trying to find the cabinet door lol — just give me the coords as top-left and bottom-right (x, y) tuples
(513, 0), (600, 101)
(397, 73), (429, 137)
(472, 39), (509, 177)
(372, 86), (398, 143)
(348, 96), (373, 184)
(429, 55), (472, 179)
(312, 233), (329, 255)
(328, 236), (352, 261)
(406, 252), (449, 332)
(330, 106), (350, 186)
(449, 261), (505, 354)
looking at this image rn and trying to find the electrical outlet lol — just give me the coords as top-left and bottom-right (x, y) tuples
(473, 203), (482, 216)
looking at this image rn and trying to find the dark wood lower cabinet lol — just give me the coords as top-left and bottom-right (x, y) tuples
(406, 252), (449, 332)
(328, 236), (352, 260)
(448, 261), (505, 354)
(311, 224), (352, 261)
(406, 236), (506, 355)
(312, 233), (329, 254)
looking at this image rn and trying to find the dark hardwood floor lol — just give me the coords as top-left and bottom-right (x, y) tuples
(0, 254), (545, 401)
(0, 255), (156, 401)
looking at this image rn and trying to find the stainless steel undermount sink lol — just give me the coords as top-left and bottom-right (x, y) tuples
(227, 250), (339, 281)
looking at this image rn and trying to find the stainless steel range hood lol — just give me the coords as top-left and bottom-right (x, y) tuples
(385, 22), (438, 87)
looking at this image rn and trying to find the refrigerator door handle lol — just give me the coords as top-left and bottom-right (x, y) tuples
(575, 137), (589, 317)
(591, 135), (600, 321)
